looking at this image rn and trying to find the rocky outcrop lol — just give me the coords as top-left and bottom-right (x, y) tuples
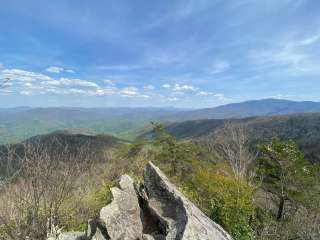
(47, 232), (85, 240)
(99, 175), (143, 239)
(52, 162), (233, 240)
(142, 162), (233, 240)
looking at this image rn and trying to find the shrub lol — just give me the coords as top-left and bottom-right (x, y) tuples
(184, 167), (255, 240)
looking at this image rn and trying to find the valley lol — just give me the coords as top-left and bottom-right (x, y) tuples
(1, 99), (320, 240)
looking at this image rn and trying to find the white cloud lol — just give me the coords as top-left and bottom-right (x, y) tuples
(42, 78), (99, 88)
(120, 87), (138, 96)
(209, 60), (230, 74)
(41, 78), (99, 88)
(173, 84), (198, 91)
(68, 89), (87, 94)
(250, 46), (317, 75)
(46, 89), (65, 94)
(196, 91), (214, 96)
(162, 84), (171, 89)
(196, 91), (226, 99)
(1, 67), (157, 99)
(162, 83), (198, 92)
(292, 34), (320, 47)
(46, 66), (64, 73)
(0, 68), (104, 97)
(59, 78), (99, 88)
(42, 80), (60, 86)
(2, 69), (51, 82)
(0, 67), (217, 103)
(20, 90), (33, 96)
(144, 85), (155, 90)
(250, 33), (320, 76)
(93, 87), (117, 96)
(46, 66), (74, 74)
(104, 79), (115, 85)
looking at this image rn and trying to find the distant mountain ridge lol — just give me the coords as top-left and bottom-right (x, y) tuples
(0, 107), (182, 144)
(1, 99), (320, 144)
(168, 99), (320, 120)
(160, 112), (320, 163)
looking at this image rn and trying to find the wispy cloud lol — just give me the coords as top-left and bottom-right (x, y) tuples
(46, 66), (64, 73)
(209, 60), (230, 74)
(20, 90), (33, 96)
(144, 85), (155, 90)
(162, 84), (171, 89)
(250, 33), (320, 76)
(46, 66), (74, 74)
(172, 84), (198, 91)
(196, 91), (215, 96)
(119, 86), (138, 96)
(3, 69), (51, 82)
(103, 79), (115, 85)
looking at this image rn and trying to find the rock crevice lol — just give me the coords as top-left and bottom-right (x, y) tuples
(54, 162), (233, 240)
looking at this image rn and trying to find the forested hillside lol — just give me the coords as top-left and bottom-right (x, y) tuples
(1, 122), (319, 240)
(159, 113), (320, 163)
(2, 99), (320, 144)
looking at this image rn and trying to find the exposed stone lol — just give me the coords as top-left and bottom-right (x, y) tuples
(99, 174), (143, 239)
(143, 162), (233, 240)
(48, 232), (85, 240)
(86, 219), (110, 240)
(50, 162), (233, 240)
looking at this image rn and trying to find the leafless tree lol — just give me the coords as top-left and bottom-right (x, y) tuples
(0, 138), (94, 240)
(210, 122), (257, 181)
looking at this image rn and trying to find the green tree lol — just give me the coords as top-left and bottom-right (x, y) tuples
(257, 138), (314, 221)
(151, 122), (196, 177)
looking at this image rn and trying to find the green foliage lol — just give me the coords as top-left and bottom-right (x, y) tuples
(149, 124), (256, 239)
(2, 120), (318, 239)
(183, 167), (255, 240)
(257, 138), (315, 220)
(59, 182), (112, 231)
(0, 221), (16, 240)
(151, 122), (199, 178)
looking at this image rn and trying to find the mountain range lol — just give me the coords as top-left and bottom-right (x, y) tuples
(1, 98), (320, 144)
(162, 113), (320, 163)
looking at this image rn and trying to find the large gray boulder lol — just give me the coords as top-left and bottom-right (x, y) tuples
(99, 175), (143, 239)
(143, 162), (233, 240)
(51, 162), (233, 240)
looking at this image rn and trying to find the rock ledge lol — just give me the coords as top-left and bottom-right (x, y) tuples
(52, 162), (233, 240)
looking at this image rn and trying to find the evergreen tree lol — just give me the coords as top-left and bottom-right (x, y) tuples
(257, 138), (314, 221)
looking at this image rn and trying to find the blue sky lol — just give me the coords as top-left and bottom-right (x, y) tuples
(0, 0), (320, 108)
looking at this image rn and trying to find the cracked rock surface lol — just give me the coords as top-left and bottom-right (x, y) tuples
(51, 162), (233, 240)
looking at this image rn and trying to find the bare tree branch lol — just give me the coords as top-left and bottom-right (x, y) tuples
(209, 122), (257, 181)
(0, 77), (10, 89)
(0, 138), (94, 240)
